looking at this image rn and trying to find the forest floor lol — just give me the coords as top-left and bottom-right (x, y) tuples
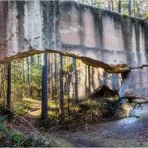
(23, 99), (148, 147)
(2, 99), (148, 147)
(54, 103), (148, 147)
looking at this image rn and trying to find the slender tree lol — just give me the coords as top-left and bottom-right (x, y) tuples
(26, 57), (32, 97)
(7, 62), (11, 111)
(128, 0), (131, 16)
(72, 58), (78, 103)
(108, 0), (111, 10)
(47, 54), (51, 97)
(91, 67), (95, 91)
(54, 53), (57, 97)
(88, 65), (91, 95)
(111, 0), (114, 11)
(59, 54), (64, 117)
(118, 0), (121, 13)
(135, 1), (140, 17)
(41, 53), (48, 120)
(85, 65), (88, 98)
(51, 54), (54, 100)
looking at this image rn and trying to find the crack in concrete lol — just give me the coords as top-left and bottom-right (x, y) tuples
(0, 49), (130, 74)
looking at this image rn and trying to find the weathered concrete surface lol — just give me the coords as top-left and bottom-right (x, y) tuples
(119, 66), (148, 101)
(0, 1), (148, 73)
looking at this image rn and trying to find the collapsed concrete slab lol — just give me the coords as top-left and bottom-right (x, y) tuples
(119, 66), (148, 101)
(89, 85), (118, 99)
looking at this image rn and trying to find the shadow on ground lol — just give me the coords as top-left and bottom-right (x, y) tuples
(54, 104), (148, 147)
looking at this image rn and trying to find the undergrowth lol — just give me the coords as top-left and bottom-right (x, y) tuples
(36, 96), (132, 131)
(15, 101), (31, 115)
(0, 96), (132, 134)
(57, 96), (128, 130)
(0, 113), (52, 147)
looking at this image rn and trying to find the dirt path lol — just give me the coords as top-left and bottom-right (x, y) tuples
(54, 104), (148, 147)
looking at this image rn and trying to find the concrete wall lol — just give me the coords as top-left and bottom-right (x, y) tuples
(59, 2), (148, 68)
(0, 1), (148, 69)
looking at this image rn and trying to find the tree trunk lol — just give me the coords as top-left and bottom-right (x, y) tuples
(111, 0), (114, 11)
(136, 1), (140, 17)
(51, 54), (54, 100)
(47, 54), (51, 97)
(108, 1), (111, 10)
(133, 0), (136, 16)
(59, 54), (64, 118)
(41, 53), (48, 120)
(88, 65), (91, 95)
(72, 58), (78, 103)
(118, 0), (121, 13)
(128, 0), (131, 16)
(92, 67), (95, 91)
(26, 57), (32, 97)
(7, 62), (11, 111)
(54, 53), (57, 97)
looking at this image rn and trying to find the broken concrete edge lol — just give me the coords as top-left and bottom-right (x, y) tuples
(129, 64), (148, 70)
(1, 47), (148, 72)
(89, 85), (119, 99)
(0, 49), (130, 74)
(120, 96), (148, 104)
(1, 49), (148, 73)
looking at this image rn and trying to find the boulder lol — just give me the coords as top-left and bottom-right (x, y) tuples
(89, 85), (118, 99)
(119, 66), (148, 101)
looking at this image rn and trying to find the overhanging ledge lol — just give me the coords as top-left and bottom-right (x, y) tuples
(0, 49), (129, 73)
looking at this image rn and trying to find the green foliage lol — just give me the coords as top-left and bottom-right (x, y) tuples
(81, 0), (147, 19)
(13, 132), (25, 147)
(0, 122), (4, 132)
(31, 62), (42, 89)
(0, 113), (52, 147)
(10, 55), (42, 100)
(63, 62), (72, 74)
(0, 115), (24, 147)
(15, 101), (31, 115)
(0, 116), (7, 122)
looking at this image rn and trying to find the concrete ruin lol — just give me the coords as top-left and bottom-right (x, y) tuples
(0, 1), (148, 100)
